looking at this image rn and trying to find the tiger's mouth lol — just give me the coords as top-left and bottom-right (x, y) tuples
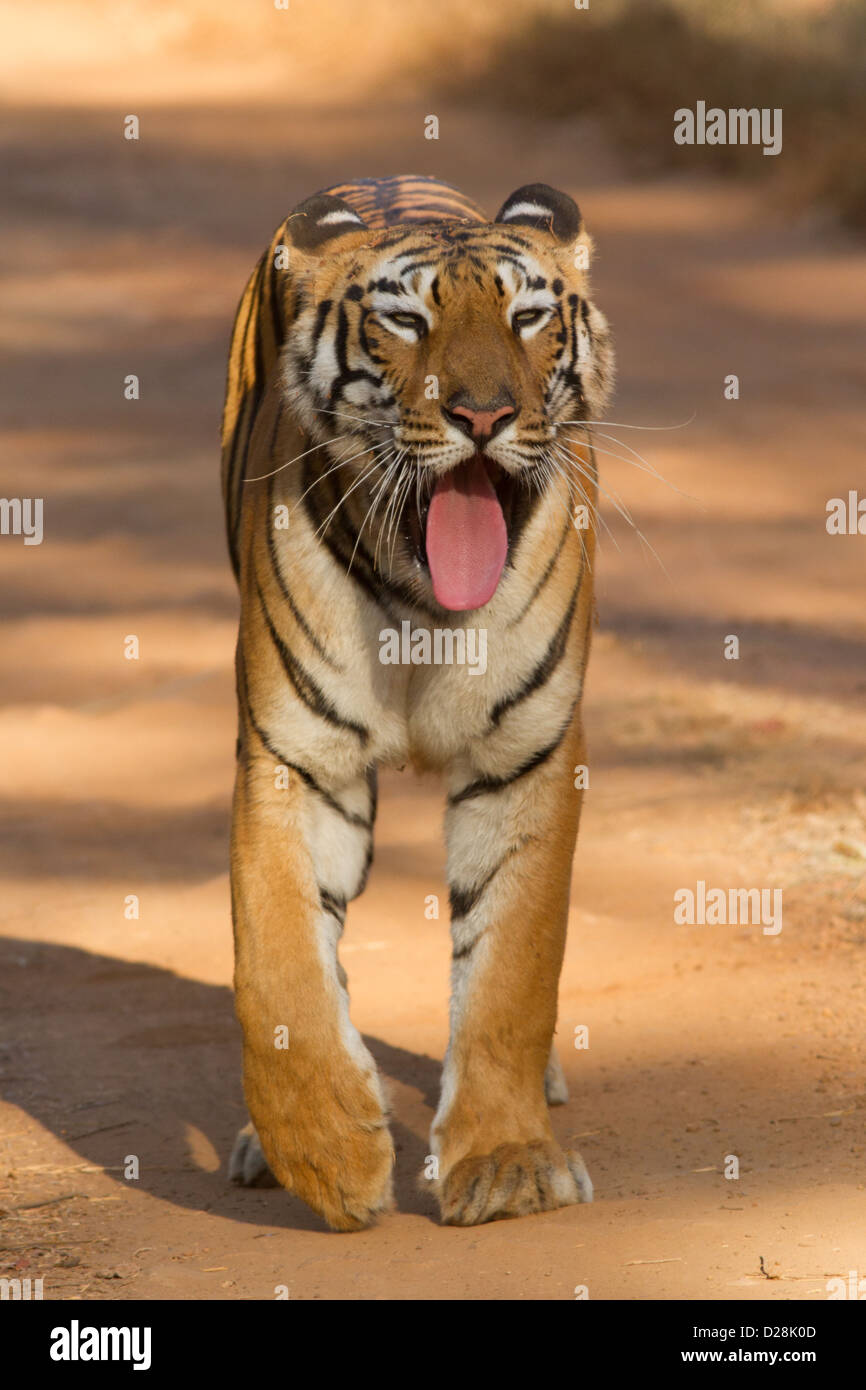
(406, 454), (520, 612)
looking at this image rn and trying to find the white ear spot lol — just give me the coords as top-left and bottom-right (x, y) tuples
(502, 200), (553, 221)
(317, 210), (364, 227)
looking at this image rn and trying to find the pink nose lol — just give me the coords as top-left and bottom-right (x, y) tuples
(448, 404), (516, 444)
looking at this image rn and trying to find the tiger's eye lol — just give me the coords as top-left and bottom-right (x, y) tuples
(513, 308), (547, 329)
(387, 312), (426, 334)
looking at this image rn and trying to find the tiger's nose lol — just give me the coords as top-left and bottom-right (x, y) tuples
(443, 396), (517, 446)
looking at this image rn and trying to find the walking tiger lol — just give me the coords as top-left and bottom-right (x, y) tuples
(221, 175), (614, 1228)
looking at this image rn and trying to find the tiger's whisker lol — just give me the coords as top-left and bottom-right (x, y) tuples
(551, 442), (673, 582)
(315, 406), (395, 430)
(288, 439), (392, 518)
(563, 425), (701, 505)
(245, 432), (351, 483)
(557, 414), (696, 432)
(312, 453), (390, 543)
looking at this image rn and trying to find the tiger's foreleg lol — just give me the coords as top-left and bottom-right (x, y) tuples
(228, 718), (392, 1231)
(431, 710), (592, 1225)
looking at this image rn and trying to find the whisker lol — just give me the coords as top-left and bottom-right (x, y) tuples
(551, 441), (673, 584)
(551, 441), (633, 532)
(315, 406), (395, 429)
(245, 432), (350, 483)
(545, 445), (619, 553)
(537, 454), (595, 576)
(312, 455), (388, 544)
(289, 439), (391, 518)
(386, 460), (417, 574)
(375, 451), (410, 570)
(360, 451), (404, 575)
(564, 424), (702, 506)
(558, 414), (696, 432)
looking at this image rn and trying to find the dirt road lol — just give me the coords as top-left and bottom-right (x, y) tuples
(1, 97), (865, 1300)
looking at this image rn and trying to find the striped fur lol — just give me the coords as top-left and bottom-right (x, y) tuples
(223, 176), (614, 1229)
(221, 176), (485, 575)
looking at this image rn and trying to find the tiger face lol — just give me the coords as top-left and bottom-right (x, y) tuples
(280, 184), (614, 612)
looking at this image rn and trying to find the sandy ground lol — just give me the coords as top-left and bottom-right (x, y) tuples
(1, 92), (865, 1301)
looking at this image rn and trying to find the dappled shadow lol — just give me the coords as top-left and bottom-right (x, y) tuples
(1, 935), (861, 1238)
(600, 605), (866, 707)
(0, 797), (231, 884)
(0, 938), (442, 1231)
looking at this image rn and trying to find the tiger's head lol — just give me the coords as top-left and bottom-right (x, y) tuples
(280, 183), (614, 612)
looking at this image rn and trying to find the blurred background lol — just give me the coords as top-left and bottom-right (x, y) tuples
(1, 0), (865, 1301)
(3, 0), (865, 223)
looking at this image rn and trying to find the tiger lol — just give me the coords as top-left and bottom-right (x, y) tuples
(221, 174), (614, 1230)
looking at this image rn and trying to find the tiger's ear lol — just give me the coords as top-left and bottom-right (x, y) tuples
(495, 184), (582, 242)
(286, 193), (369, 252)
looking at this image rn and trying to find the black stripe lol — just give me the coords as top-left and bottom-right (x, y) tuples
(491, 234), (533, 250)
(448, 702), (578, 807)
(266, 472), (341, 670)
(287, 764), (371, 827)
(389, 196), (480, 216)
(310, 465), (444, 621)
(352, 768), (377, 898)
(491, 252), (530, 274)
(580, 297), (593, 347)
(310, 298), (333, 353)
(240, 660), (373, 829)
(448, 833), (532, 923)
(301, 461), (398, 618)
(328, 480), (447, 619)
(452, 932), (484, 962)
(327, 302), (381, 407)
(397, 260), (441, 276)
(392, 242), (446, 261)
(358, 306), (387, 364)
(490, 567), (584, 728)
(257, 578), (369, 744)
(449, 861), (502, 919)
(509, 512), (571, 627)
(265, 399), (284, 460)
(355, 832), (375, 897)
(319, 888), (347, 922)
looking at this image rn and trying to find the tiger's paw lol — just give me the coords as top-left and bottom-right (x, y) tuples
(229, 1112), (394, 1232)
(544, 1048), (569, 1106)
(436, 1140), (592, 1226)
(229, 1121), (279, 1188)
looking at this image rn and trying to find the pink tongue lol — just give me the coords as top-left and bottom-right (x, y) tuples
(425, 455), (508, 611)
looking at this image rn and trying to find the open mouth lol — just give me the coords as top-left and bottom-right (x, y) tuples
(407, 454), (519, 612)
